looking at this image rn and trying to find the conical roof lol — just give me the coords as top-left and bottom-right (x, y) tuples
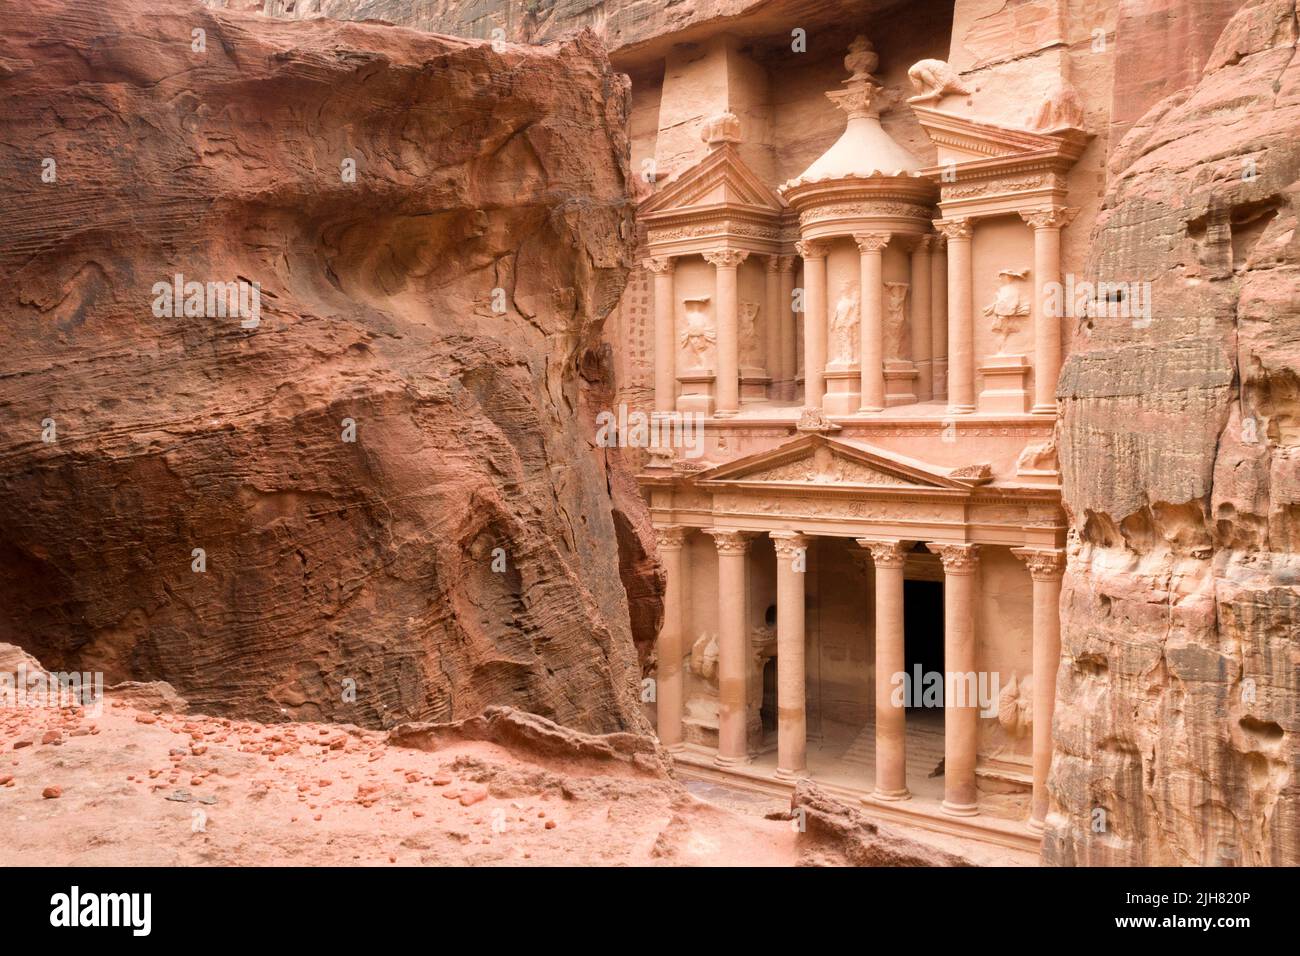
(781, 36), (924, 191)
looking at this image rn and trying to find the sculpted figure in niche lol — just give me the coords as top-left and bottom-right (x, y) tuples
(907, 59), (972, 104)
(998, 673), (1033, 737)
(983, 269), (1030, 353)
(689, 632), (719, 685)
(884, 281), (910, 360)
(739, 301), (761, 367)
(680, 296), (715, 369)
(829, 281), (860, 365)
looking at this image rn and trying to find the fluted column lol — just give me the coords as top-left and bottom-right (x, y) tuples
(936, 219), (974, 413)
(928, 542), (981, 816)
(778, 256), (797, 399)
(1013, 547), (1066, 832)
(910, 236), (933, 402)
(859, 539), (910, 800)
(645, 257), (677, 414)
(1020, 208), (1078, 415)
(854, 233), (890, 411)
(771, 532), (809, 778)
(764, 255), (781, 396)
(704, 249), (748, 417)
(656, 526), (688, 751)
(796, 240), (829, 411)
(930, 234), (948, 400)
(705, 529), (751, 766)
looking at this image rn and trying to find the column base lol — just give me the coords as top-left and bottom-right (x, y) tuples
(1026, 815), (1046, 834)
(870, 787), (912, 802)
(946, 403), (976, 415)
(1030, 403), (1057, 416)
(663, 741), (686, 755)
(857, 404), (885, 414)
(774, 766), (809, 782)
(941, 799), (980, 817)
(713, 753), (751, 769)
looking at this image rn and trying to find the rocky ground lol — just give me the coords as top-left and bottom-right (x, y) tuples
(0, 645), (1015, 866)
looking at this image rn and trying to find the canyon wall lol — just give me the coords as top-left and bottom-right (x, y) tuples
(0, 0), (659, 733)
(1049, 0), (1300, 865)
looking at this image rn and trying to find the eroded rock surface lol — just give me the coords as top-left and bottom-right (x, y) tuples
(1050, 0), (1300, 865)
(786, 781), (978, 867)
(0, 0), (658, 733)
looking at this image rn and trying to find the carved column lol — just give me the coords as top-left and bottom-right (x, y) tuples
(1020, 208), (1078, 415)
(854, 232), (890, 411)
(796, 240), (829, 411)
(910, 236), (933, 402)
(1013, 547), (1066, 832)
(771, 532), (809, 778)
(936, 219), (974, 413)
(705, 529), (751, 766)
(928, 542), (981, 815)
(656, 526), (688, 751)
(764, 255), (782, 396)
(930, 234), (948, 400)
(705, 250), (748, 417)
(859, 539), (911, 800)
(778, 256), (797, 400)
(645, 257), (677, 414)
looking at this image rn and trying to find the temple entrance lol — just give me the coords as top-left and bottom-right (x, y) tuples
(760, 657), (777, 736)
(902, 579), (944, 712)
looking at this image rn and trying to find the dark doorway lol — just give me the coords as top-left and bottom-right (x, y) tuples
(902, 579), (944, 712)
(761, 658), (778, 736)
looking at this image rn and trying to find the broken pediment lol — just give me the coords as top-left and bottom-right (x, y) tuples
(639, 143), (786, 219)
(696, 435), (970, 491)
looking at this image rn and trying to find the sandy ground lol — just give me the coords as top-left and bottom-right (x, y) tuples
(0, 696), (802, 866)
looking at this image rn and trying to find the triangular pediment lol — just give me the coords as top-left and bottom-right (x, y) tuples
(639, 144), (786, 219)
(695, 435), (972, 491)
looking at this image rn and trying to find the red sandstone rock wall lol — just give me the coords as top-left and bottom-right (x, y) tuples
(0, 0), (659, 733)
(1049, 0), (1299, 865)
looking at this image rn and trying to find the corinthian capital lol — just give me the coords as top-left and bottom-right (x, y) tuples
(643, 256), (675, 275)
(795, 239), (830, 260)
(703, 249), (749, 269)
(770, 531), (809, 559)
(853, 232), (891, 253)
(927, 542), (981, 574)
(857, 538), (910, 568)
(1011, 547), (1065, 581)
(657, 525), (688, 551)
(704, 528), (751, 555)
(1020, 206), (1079, 231)
(934, 218), (973, 241)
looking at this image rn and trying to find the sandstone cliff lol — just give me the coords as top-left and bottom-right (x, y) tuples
(1050, 0), (1300, 865)
(0, 0), (659, 733)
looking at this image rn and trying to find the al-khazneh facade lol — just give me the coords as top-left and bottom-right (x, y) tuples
(623, 26), (1097, 850)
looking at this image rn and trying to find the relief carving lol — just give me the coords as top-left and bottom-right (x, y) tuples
(828, 281), (861, 366)
(983, 269), (1030, 353)
(907, 59), (972, 104)
(680, 296), (714, 369)
(884, 281), (910, 360)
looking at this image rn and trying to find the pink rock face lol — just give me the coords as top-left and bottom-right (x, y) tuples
(1051, 0), (1300, 866)
(0, 0), (658, 734)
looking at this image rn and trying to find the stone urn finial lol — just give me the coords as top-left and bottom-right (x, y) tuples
(700, 111), (742, 149)
(844, 35), (879, 84)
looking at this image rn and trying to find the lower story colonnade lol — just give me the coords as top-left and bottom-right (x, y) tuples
(655, 524), (1064, 831)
